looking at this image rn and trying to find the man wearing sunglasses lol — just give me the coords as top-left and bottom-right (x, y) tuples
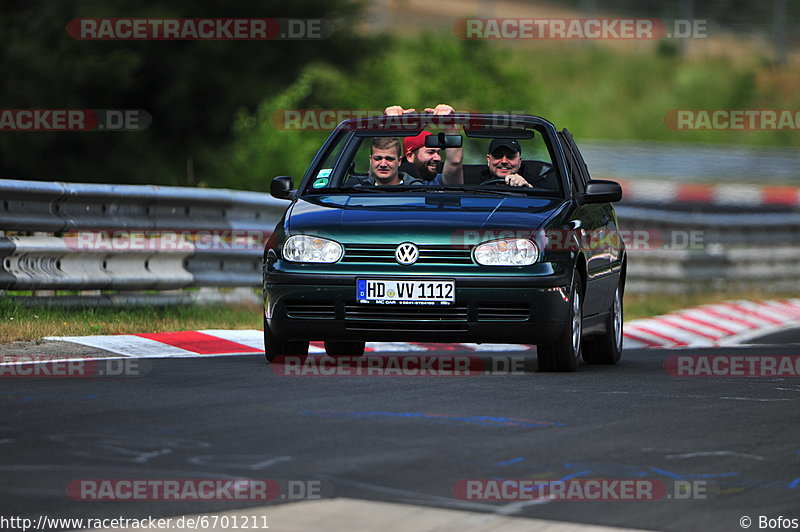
(484, 139), (531, 187)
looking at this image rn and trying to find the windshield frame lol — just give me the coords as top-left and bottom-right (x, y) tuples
(297, 113), (570, 199)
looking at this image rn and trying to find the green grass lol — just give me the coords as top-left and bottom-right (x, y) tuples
(624, 290), (800, 321)
(0, 298), (263, 344)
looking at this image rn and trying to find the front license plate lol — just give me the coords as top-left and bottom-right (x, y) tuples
(357, 279), (455, 305)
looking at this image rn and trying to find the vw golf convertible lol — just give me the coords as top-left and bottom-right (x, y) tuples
(263, 113), (625, 372)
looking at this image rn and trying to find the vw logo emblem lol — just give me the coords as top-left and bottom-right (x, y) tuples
(395, 243), (419, 265)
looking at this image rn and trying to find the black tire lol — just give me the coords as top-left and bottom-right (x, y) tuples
(324, 341), (366, 357)
(537, 275), (582, 372)
(582, 285), (623, 365)
(263, 320), (309, 363)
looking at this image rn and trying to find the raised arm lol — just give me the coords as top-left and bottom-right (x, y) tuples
(427, 104), (464, 185)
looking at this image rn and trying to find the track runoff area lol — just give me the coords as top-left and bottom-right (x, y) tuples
(2, 300), (799, 531)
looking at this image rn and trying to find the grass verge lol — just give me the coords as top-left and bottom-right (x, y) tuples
(0, 298), (263, 344)
(624, 290), (800, 321)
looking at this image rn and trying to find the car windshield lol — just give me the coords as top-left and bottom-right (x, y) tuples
(302, 116), (564, 197)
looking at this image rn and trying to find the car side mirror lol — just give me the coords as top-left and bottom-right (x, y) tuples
(270, 176), (295, 200)
(583, 180), (622, 204)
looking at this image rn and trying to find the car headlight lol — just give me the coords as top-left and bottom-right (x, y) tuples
(473, 238), (539, 266)
(282, 235), (343, 263)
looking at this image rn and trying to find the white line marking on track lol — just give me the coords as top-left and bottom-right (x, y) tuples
(665, 451), (764, 460)
(719, 397), (791, 402)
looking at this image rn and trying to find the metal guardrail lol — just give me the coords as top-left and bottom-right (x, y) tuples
(617, 206), (800, 294)
(0, 179), (289, 291)
(581, 140), (800, 183)
(1, 178), (798, 297)
(0, 179), (284, 232)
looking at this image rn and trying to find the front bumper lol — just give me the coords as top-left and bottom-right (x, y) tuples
(264, 272), (571, 344)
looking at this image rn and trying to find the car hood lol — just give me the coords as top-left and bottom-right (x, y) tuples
(286, 194), (565, 244)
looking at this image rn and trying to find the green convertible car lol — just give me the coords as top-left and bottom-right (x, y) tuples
(263, 113), (625, 371)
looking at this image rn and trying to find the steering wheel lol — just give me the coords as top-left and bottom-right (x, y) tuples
(479, 178), (508, 186)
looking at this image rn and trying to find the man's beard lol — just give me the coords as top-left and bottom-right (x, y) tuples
(417, 160), (443, 180)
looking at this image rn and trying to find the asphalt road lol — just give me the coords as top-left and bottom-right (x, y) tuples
(2, 343), (800, 532)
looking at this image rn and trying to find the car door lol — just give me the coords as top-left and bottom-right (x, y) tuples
(558, 129), (617, 315)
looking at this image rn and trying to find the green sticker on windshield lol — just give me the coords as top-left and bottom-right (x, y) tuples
(313, 178), (329, 188)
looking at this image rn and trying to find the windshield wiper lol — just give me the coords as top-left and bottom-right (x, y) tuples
(318, 186), (393, 193)
(416, 185), (527, 196)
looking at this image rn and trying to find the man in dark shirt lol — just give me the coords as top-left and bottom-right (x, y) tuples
(484, 139), (530, 187)
(482, 139), (557, 189)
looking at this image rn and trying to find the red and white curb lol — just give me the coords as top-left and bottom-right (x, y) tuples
(615, 179), (800, 207)
(40, 299), (800, 357)
(43, 330), (535, 358)
(623, 299), (800, 349)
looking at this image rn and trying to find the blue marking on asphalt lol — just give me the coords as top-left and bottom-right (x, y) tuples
(649, 467), (741, 480)
(649, 467), (685, 479)
(685, 472), (740, 479)
(559, 470), (591, 481)
(86, 394), (97, 399)
(495, 457), (525, 467)
(299, 410), (563, 428)
(789, 478), (800, 489)
(563, 463), (650, 478)
(22, 396), (33, 402)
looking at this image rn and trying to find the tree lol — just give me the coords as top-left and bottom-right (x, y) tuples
(0, 0), (367, 186)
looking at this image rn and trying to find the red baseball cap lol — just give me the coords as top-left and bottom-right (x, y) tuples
(404, 131), (432, 155)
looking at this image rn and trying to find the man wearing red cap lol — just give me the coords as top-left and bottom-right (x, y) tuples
(384, 104), (464, 185)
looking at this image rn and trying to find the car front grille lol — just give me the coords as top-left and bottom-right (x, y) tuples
(341, 244), (473, 265)
(344, 303), (469, 321)
(476, 303), (531, 321)
(283, 301), (532, 323)
(345, 322), (469, 333)
(285, 300), (336, 319)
